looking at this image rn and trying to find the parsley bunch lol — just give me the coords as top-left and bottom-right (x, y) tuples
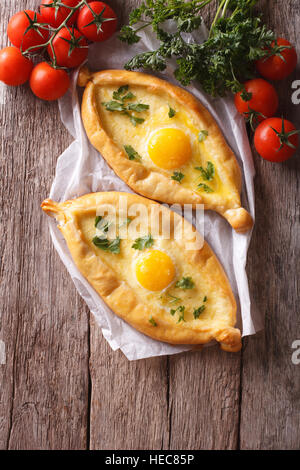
(102, 85), (149, 126)
(119, 0), (275, 96)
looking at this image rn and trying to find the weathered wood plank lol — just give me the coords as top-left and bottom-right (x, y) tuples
(240, 0), (300, 450)
(89, 316), (170, 450)
(168, 349), (241, 450)
(0, 0), (89, 450)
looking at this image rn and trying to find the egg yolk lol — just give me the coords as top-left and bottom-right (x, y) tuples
(135, 250), (175, 291)
(148, 128), (192, 169)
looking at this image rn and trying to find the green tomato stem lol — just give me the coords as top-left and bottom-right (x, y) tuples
(22, 0), (89, 67)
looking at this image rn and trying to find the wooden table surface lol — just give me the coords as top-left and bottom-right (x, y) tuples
(0, 0), (299, 450)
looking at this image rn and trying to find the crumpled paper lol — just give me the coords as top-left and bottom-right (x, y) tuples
(48, 23), (262, 360)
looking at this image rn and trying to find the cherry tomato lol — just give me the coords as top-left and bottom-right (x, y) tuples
(48, 27), (88, 68)
(0, 47), (33, 86)
(7, 10), (49, 53)
(30, 62), (70, 101)
(77, 1), (117, 42)
(40, 0), (80, 29)
(256, 38), (297, 81)
(254, 117), (299, 163)
(234, 78), (278, 126)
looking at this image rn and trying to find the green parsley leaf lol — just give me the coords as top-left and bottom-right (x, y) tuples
(102, 100), (125, 112)
(175, 277), (195, 290)
(167, 294), (181, 304)
(132, 234), (154, 250)
(119, 25), (141, 45)
(197, 183), (214, 193)
(125, 217), (133, 226)
(149, 315), (157, 326)
(198, 130), (208, 142)
(203, 296), (207, 302)
(171, 171), (184, 183)
(112, 85), (129, 100)
(96, 214), (112, 232)
(92, 236), (121, 254)
(177, 306), (186, 323)
(128, 103), (149, 112)
(95, 216), (102, 227)
(102, 86), (148, 126)
(195, 161), (215, 181)
(168, 106), (176, 118)
(95, 216), (112, 233)
(121, 92), (135, 101)
(130, 115), (145, 126)
(193, 305), (206, 319)
(170, 305), (185, 323)
(124, 145), (142, 161)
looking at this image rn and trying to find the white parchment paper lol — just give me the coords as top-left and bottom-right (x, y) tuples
(48, 24), (262, 360)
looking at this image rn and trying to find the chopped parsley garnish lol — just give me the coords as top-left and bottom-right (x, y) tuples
(95, 216), (112, 233)
(168, 106), (176, 118)
(92, 236), (121, 254)
(197, 183), (214, 193)
(198, 130), (208, 142)
(195, 161), (215, 181)
(102, 85), (149, 126)
(167, 293), (181, 304)
(95, 215), (102, 227)
(132, 234), (154, 250)
(170, 305), (186, 323)
(128, 103), (149, 112)
(130, 115), (145, 127)
(193, 296), (208, 319)
(171, 171), (184, 183)
(177, 309), (186, 323)
(149, 315), (157, 326)
(113, 85), (135, 101)
(119, 217), (132, 227)
(102, 100), (125, 112)
(193, 305), (206, 319)
(175, 276), (195, 290)
(124, 145), (142, 161)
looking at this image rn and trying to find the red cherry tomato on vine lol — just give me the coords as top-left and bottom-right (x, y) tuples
(77, 1), (117, 42)
(48, 27), (88, 68)
(234, 78), (278, 127)
(30, 62), (70, 101)
(256, 38), (297, 81)
(7, 10), (49, 53)
(40, 0), (81, 29)
(0, 47), (33, 86)
(254, 117), (299, 163)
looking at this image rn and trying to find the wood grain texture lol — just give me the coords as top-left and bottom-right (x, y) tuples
(0, 0), (89, 450)
(240, 0), (300, 450)
(0, 0), (299, 451)
(89, 315), (169, 450)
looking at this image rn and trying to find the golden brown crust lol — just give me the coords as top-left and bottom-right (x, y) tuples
(224, 208), (254, 233)
(79, 69), (253, 233)
(41, 191), (241, 352)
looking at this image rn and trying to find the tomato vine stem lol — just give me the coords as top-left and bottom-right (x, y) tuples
(22, 0), (90, 68)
